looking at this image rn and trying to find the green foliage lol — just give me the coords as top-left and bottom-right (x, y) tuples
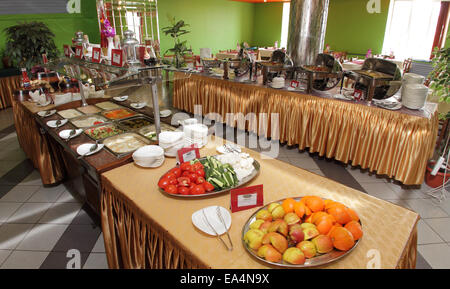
(3, 22), (58, 70)
(161, 17), (191, 68)
(429, 46), (450, 120)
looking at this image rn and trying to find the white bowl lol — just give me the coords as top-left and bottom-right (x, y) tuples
(159, 131), (184, 145)
(132, 145), (165, 167)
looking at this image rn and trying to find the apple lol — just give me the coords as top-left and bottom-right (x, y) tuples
(289, 224), (305, 244)
(249, 219), (265, 230)
(259, 221), (272, 234)
(282, 247), (306, 265)
(255, 209), (272, 222)
(243, 229), (264, 250)
(268, 219), (288, 236)
(267, 202), (281, 214)
(303, 227), (320, 240)
(257, 244), (282, 263)
(284, 212), (300, 225)
(262, 232), (288, 254)
(296, 241), (317, 258)
(271, 205), (286, 220)
(312, 235), (333, 254)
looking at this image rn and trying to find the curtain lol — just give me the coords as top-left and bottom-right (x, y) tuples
(382, 0), (442, 60)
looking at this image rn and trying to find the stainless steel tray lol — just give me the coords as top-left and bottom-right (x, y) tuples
(69, 114), (109, 129)
(242, 197), (361, 268)
(83, 123), (125, 141)
(101, 107), (138, 121)
(102, 132), (152, 157)
(159, 156), (260, 198)
(117, 116), (154, 131)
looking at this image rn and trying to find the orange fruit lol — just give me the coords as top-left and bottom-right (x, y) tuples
(281, 198), (296, 213)
(294, 202), (306, 218)
(328, 204), (352, 225)
(299, 196), (310, 205)
(304, 206), (312, 217)
(346, 208), (360, 222)
(330, 227), (355, 251)
(344, 221), (363, 241)
(316, 214), (336, 226)
(305, 196), (325, 212)
(311, 212), (328, 224)
(305, 215), (313, 223)
(316, 218), (333, 235)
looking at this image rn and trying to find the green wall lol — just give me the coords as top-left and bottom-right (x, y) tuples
(252, 2), (283, 48)
(324, 0), (391, 56)
(158, 0), (255, 56)
(0, 0), (100, 69)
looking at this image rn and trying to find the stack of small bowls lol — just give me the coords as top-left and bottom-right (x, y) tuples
(132, 145), (165, 168)
(159, 131), (186, 157)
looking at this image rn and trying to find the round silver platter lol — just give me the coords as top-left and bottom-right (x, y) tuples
(159, 156), (260, 198)
(242, 197), (361, 268)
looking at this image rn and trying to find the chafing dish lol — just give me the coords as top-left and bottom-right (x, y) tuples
(298, 53), (343, 93)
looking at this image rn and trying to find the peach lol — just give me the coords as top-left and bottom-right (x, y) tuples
(268, 219), (288, 236)
(249, 219), (265, 230)
(267, 202), (281, 213)
(282, 247), (306, 265)
(296, 241), (317, 259)
(303, 227), (320, 240)
(255, 209), (272, 222)
(289, 224), (305, 244)
(257, 244), (282, 263)
(262, 232), (289, 254)
(284, 212), (300, 225)
(312, 235), (333, 254)
(243, 229), (264, 250)
(271, 205), (286, 220)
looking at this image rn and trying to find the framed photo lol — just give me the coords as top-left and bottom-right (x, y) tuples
(111, 49), (123, 67)
(92, 47), (102, 63)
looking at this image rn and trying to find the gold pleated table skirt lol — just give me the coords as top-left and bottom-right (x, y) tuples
(0, 75), (21, 109)
(173, 73), (438, 185)
(101, 136), (418, 269)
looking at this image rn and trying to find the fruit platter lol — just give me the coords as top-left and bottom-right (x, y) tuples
(158, 154), (260, 198)
(242, 196), (362, 268)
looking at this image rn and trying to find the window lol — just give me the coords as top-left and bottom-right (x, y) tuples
(280, 2), (290, 49)
(382, 0), (442, 60)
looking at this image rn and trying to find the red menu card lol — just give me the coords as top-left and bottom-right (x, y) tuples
(177, 146), (200, 164)
(230, 184), (264, 213)
(74, 45), (83, 59)
(92, 47), (101, 63)
(111, 49), (123, 67)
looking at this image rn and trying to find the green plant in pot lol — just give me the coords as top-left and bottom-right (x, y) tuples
(162, 17), (192, 68)
(3, 21), (58, 70)
(425, 46), (450, 189)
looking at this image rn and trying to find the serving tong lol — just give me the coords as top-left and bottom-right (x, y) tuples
(202, 207), (233, 251)
(65, 129), (77, 142)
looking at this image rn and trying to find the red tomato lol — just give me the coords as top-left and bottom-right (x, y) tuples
(180, 162), (192, 171)
(188, 182), (196, 190)
(164, 173), (177, 180)
(178, 187), (190, 195)
(188, 173), (199, 182)
(169, 168), (182, 178)
(165, 185), (178, 195)
(169, 178), (178, 185)
(158, 177), (171, 189)
(195, 169), (205, 177)
(190, 185), (205, 195)
(181, 171), (191, 178)
(195, 176), (205, 185)
(202, 182), (215, 192)
(192, 162), (204, 171)
(177, 177), (191, 187)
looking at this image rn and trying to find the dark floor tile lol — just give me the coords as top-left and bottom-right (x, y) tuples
(71, 204), (101, 227)
(0, 185), (15, 199)
(0, 159), (35, 187)
(51, 224), (101, 253)
(0, 125), (16, 140)
(39, 250), (90, 269)
(416, 251), (433, 269)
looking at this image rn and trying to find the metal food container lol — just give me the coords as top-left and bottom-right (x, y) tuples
(69, 114), (109, 129)
(101, 107), (137, 121)
(83, 123), (125, 141)
(117, 116), (154, 131)
(138, 123), (177, 141)
(299, 53), (343, 92)
(102, 132), (151, 156)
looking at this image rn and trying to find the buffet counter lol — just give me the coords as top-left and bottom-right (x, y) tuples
(101, 136), (419, 269)
(1, 73), (21, 109)
(173, 72), (439, 185)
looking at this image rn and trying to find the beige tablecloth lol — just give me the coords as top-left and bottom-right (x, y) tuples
(101, 136), (419, 269)
(172, 72), (438, 185)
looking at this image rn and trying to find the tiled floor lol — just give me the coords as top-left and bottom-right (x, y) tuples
(0, 108), (449, 269)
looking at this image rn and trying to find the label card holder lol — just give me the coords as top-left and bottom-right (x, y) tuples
(92, 47), (102, 63)
(75, 45), (83, 59)
(111, 49), (123, 67)
(230, 185), (264, 213)
(290, 80), (300, 88)
(177, 146), (200, 164)
(63, 45), (71, 58)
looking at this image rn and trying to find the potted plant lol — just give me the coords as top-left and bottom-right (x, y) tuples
(3, 21), (58, 71)
(425, 46), (450, 188)
(161, 17), (192, 68)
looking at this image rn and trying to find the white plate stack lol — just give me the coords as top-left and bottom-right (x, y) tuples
(132, 145), (165, 168)
(159, 131), (185, 157)
(402, 83), (429, 110)
(183, 124), (208, 148)
(401, 73), (425, 98)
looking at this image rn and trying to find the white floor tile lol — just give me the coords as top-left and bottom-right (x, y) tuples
(438, 198), (450, 216)
(308, 169), (325, 177)
(417, 219), (445, 245)
(424, 218), (450, 242)
(38, 203), (82, 224)
(0, 250), (12, 267)
(346, 167), (387, 183)
(404, 199), (449, 219)
(385, 183), (428, 199)
(1, 250), (49, 269)
(360, 182), (401, 200)
(0, 223), (34, 250)
(27, 185), (66, 203)
(7, 203), (52, 224)
(16, 223), (68, 251)
(83, 253), (109, 269)
(19, 170), (43, 186)
(0, 202), (22, 222)
(55, 191), (81, 203)
(384, 199), (411, 210)
(91, 234), (105, 253)
(418, 243), (450, 269)
(0, 185), (40, 202)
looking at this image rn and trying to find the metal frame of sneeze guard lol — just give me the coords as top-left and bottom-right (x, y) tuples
(45, 57), (191, 142)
